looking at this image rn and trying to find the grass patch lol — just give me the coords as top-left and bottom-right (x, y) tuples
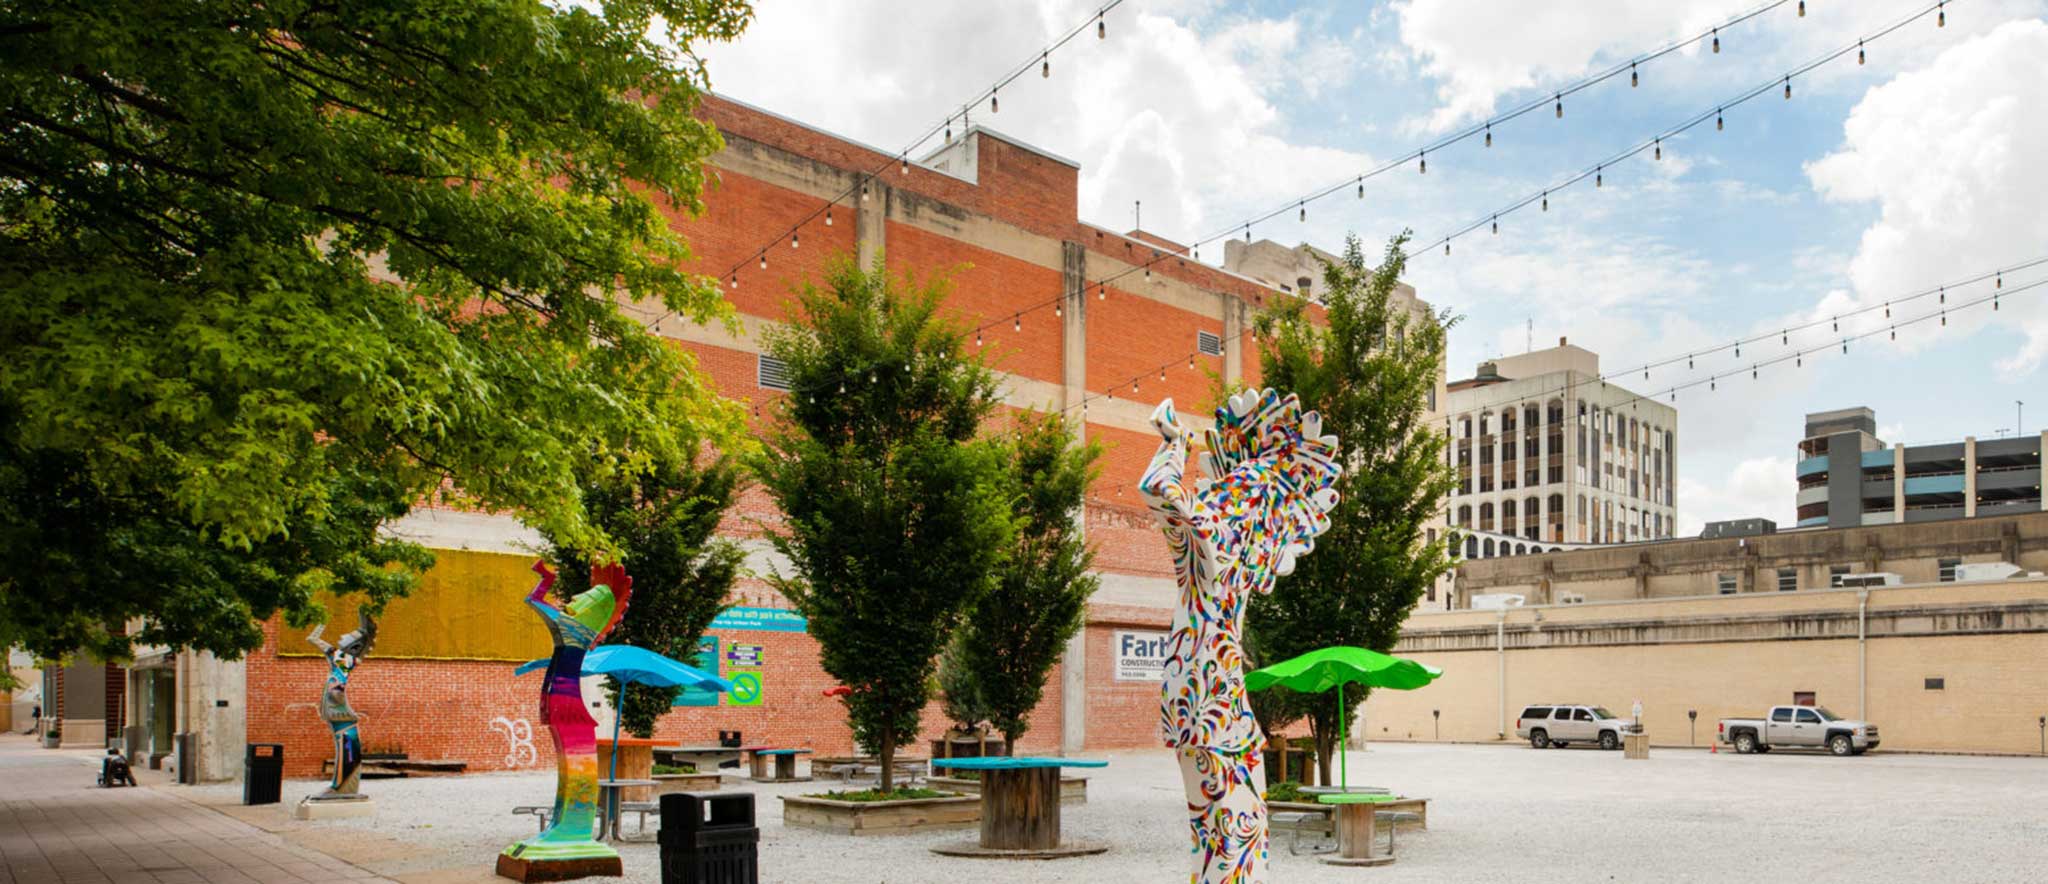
(812, 787), (952, 802)
(1265, 781), (1307, 803)
(652, 763), (698, 775)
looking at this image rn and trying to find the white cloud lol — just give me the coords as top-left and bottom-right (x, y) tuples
(1805, 19), (2048, 373)
(695, 1), (1374, 240)
(1677, 455), (1793, 534)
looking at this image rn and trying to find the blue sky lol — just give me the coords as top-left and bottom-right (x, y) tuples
(696, 0), (2048, 532)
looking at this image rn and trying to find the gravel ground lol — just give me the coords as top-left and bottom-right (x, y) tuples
(191, 743), (2048, 883)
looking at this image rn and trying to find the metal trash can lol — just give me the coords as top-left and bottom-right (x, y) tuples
(659, 792), (758, 884)
(243, 743), (284, 805)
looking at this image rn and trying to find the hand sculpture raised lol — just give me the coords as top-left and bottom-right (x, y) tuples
(1139, 390), (1342, 884)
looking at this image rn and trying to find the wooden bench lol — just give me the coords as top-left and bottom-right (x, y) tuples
(1273, 796), (1429, 856)
(748, 748), (813, 781)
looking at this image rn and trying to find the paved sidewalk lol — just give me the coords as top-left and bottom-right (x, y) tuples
(0, 734), (384, 884)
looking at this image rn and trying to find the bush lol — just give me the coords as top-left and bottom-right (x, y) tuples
(812, 787), (953, 802)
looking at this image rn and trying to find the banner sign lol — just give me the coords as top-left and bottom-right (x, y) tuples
(726, 644), (764, 667)
(709, 607), (808, 633)
(674, 636), (721, 706)
(1113, 630), (1172, 682)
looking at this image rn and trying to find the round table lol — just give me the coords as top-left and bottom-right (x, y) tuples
(927, 757), (1109, 859)
(595, 778), (657, 842)
(1316, 792), (1401, 866)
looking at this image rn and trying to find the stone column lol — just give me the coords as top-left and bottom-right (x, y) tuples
(855, 180), (887, 270)
(1059, 240), (1089, 755)
(1893, 444), (1906, 524)
(1963, 436), (1978, 518)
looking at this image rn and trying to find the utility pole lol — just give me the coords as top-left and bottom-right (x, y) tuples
(2018, 400), (2025, 435)
(1133, 200), (1140, 232)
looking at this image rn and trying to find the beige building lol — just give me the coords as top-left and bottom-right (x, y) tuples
(1456, 509), (2048, 606)
(1445, 340), (1678, 549)
(1364, 573), (2048, 755)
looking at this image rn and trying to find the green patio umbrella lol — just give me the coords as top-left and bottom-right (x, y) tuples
(1246, 646), (1443, 791)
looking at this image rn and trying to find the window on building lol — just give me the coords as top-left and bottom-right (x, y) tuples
(756, 354), (793, 391)
(1938, 558), (1961, 582)
(1465, 536), (1478, 559)
(1717, 573), (1738, 594)
(1777, 568), (1797, 592)
(1924, 677), (1945, 690)
(1829, 565), (1851, 587)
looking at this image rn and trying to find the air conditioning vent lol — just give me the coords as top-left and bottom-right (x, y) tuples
(756, 354), (792, 391)
(1196, 331), (1223, 356)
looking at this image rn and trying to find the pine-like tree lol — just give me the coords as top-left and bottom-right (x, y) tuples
(957, 411), (1100, 752)
(754, 257), (1013, 792)
(1244, 234), (1461, 785)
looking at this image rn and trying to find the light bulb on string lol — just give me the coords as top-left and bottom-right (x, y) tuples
(991, 89), (999, 113)
(1939, 286), (1945, 304)
(1013, 314), (1021, 332)
(1131, 380), (1139, 394)
(1554, 93), (1563, 118)
(1356, 177), (1364, 199)
(1784, 76), (1792, 100)
(1711, 377), (1717, 391)
(1492, 215), (1499, 235)
(1542, 191), (1549, 212)
(1099, 283), (1106, 301)
(861, 180), (870, 201)
(1485, 123), (1492, 148)
(1688, 355), (1694, 369)
(759, 254), (767, 270)
(900, 156), (909, 175)
(1299, 202), (1306, 222)
(1244, 223), (1251, 242)
(1042, 52), (1049, 78)
(1596, 165), (1603, 188)
(729, 274), (738, 289)
(1712, 28), (1720, 53)
(1997, 272), (2003, 289)
(1940, 311), (1946, 326)
(1654, 138), (1662, 161)
(975, 329), (983, 347)
(1419, 151), (1427, 174)
(825, 207), (833, 226)
(1054, 300), (1063, 318)
(945, 122), (952, 143)
(1782, 330), (1788, 345)
(1797, 355), (1803, 367)
(1937, 2), (1945, 27)
(1159, 367), (1165, 382)
(1717, 108), (1724, 131)
(1631, 62), (1638, 88)
(1444, 241), (1451, 256)
(1858, 41), (1866, 65)
(791, 231), (799, 249)
(1752, 366), (1758, 380)
(1097, 11), (1105, 38)
(1833, 317), (1839, 332)
(1890, 327), (1896, 340)
(1799, 0), (1806, 17)
(1884, 303), (1890, 318)
(1188, 354), (1195, 370)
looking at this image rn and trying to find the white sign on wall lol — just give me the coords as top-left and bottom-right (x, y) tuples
(1113, 630), (1171, 682)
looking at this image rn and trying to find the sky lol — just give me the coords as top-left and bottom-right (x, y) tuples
(692, 0), (2048, 534)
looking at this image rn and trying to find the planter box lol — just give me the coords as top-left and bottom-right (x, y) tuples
(651, 772), (724, 795)
(927, 775), (1088, 805)
(780, 793), (978, 836)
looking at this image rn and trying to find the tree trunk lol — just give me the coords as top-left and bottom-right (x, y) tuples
(1311, 718), (1335, 788)
(879, 729), (895, 793)
(1000, 728), (1020, 757)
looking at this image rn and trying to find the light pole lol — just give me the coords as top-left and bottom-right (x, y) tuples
(2038, 715), (2044, 756)
(1433, 709), (1441, 742)
(1689, 709), (1698, 746)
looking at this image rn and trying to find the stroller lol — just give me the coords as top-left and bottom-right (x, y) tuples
(98, 749), (138, 788)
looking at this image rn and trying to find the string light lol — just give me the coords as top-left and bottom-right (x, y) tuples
(901, 155), (909, 175)
(1712, 27), (1720, 53)
(1717, 107), (1725, 131)
(1541, 191), (1548, 212)
(1734, 344), (1740, 357)
(1890, 327), (1897, 340)
(1631, 62), (1639, 87)
(791, 231), (799, 249)
(991, 88), (999, 113)
(729, 274), (738, 289)
(861, 180), (870, 201)
(1799, 0), (1806, 16)
(1299, 202), (1306, 222)
(1419, 151), (1427, 174)
(1885, 302), (1890, 317)
(1099, 283), (1107, 301)
(1491, 215), (1499, 235)
(1357, 177), (1364, 199)
(1485, 123), (1492, 148)
(1098, 10), (1105, 39)
(1013, 314), (1021, 332)
(975, 329), (983, 347)
(1858, 40), (1866, 65)
(1042, 52), (1050, 78)
(1940, 286), (1946, 304)
(1940, 310), (1946, 326)
(1654, 138), (1661, 160)
(1444, 241), (1451, 256)
(1937, 2), (1945, 27)
(825, 207), (833, 226)
(1188, 354), (1195, 370)
(1595, 165), (1603, 188)
(1554, 93), (1563, 119)
(758, 254), (767, 270)
(1781, 330), (1788, 345)
(1783, 76), (1792, 100)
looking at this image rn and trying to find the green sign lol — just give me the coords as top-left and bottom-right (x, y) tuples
(727, 670), (764, 707)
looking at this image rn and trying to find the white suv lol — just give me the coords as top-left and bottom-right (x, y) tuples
(1514, 704), (1635, 750)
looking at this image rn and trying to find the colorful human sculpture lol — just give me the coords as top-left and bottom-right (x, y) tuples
(306, 610), (376, 803)
(1140, 390), (1342, 884)
(499, 561), (632, 879)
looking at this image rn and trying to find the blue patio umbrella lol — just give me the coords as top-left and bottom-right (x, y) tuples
(515, 644), (734, 780)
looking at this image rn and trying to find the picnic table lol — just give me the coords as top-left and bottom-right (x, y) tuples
(655, 744), (753, 771)
(1316, 793), (1403, 866)
(927, 757), (1109, 859)
(749, 748), (812, 781)
(596, 778), (658, 842)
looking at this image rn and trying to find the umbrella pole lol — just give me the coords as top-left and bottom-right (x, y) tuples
(1338, 682), (1347, 792)
(609, 687), (622, 783)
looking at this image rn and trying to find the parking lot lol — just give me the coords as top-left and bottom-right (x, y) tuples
(169, 740), (2048, 883)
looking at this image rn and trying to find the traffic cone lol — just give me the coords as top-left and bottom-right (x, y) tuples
(1710, 739), (1718, 754)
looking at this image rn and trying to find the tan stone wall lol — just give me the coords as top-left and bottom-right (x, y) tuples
(1365, 578), (2048, 755)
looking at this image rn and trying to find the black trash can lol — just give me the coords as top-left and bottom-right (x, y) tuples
(243, 743), (283, 805)
(659, 792), (758, 884)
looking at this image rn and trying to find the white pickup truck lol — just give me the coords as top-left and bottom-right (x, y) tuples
(1717, 705), (1879, 756)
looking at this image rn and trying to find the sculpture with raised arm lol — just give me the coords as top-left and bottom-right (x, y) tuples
(296, 611), (376, 818)
(498, 561), (633, 881)
(1140, 390), (1342, 884)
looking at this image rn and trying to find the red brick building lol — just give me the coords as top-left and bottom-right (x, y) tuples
(228, 94), (1333, 779)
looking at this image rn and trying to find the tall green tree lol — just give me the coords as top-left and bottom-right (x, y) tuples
(542, 452), (744, 738)
(754, 257), (1013, 792)
(0, 0), (753, 661)
(1243, 234), (1460, 785)
(956, 411), (1100, 753)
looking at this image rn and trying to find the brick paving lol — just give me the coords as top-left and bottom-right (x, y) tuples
(0, 737), (385, 884)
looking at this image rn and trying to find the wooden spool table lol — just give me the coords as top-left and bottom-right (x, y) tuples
(1317, 792), (1402, 866)
(927, 757), (1109, 859)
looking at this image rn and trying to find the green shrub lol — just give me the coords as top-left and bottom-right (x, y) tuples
(812, 787), (952, 802)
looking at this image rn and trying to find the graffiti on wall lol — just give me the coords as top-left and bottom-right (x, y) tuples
(490, 716), (538, 768)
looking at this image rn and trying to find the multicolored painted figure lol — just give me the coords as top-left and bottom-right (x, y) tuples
(501, 561), (632, 866)
(1139, 390), (1342, 884)
(306, 611), (376, 801)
